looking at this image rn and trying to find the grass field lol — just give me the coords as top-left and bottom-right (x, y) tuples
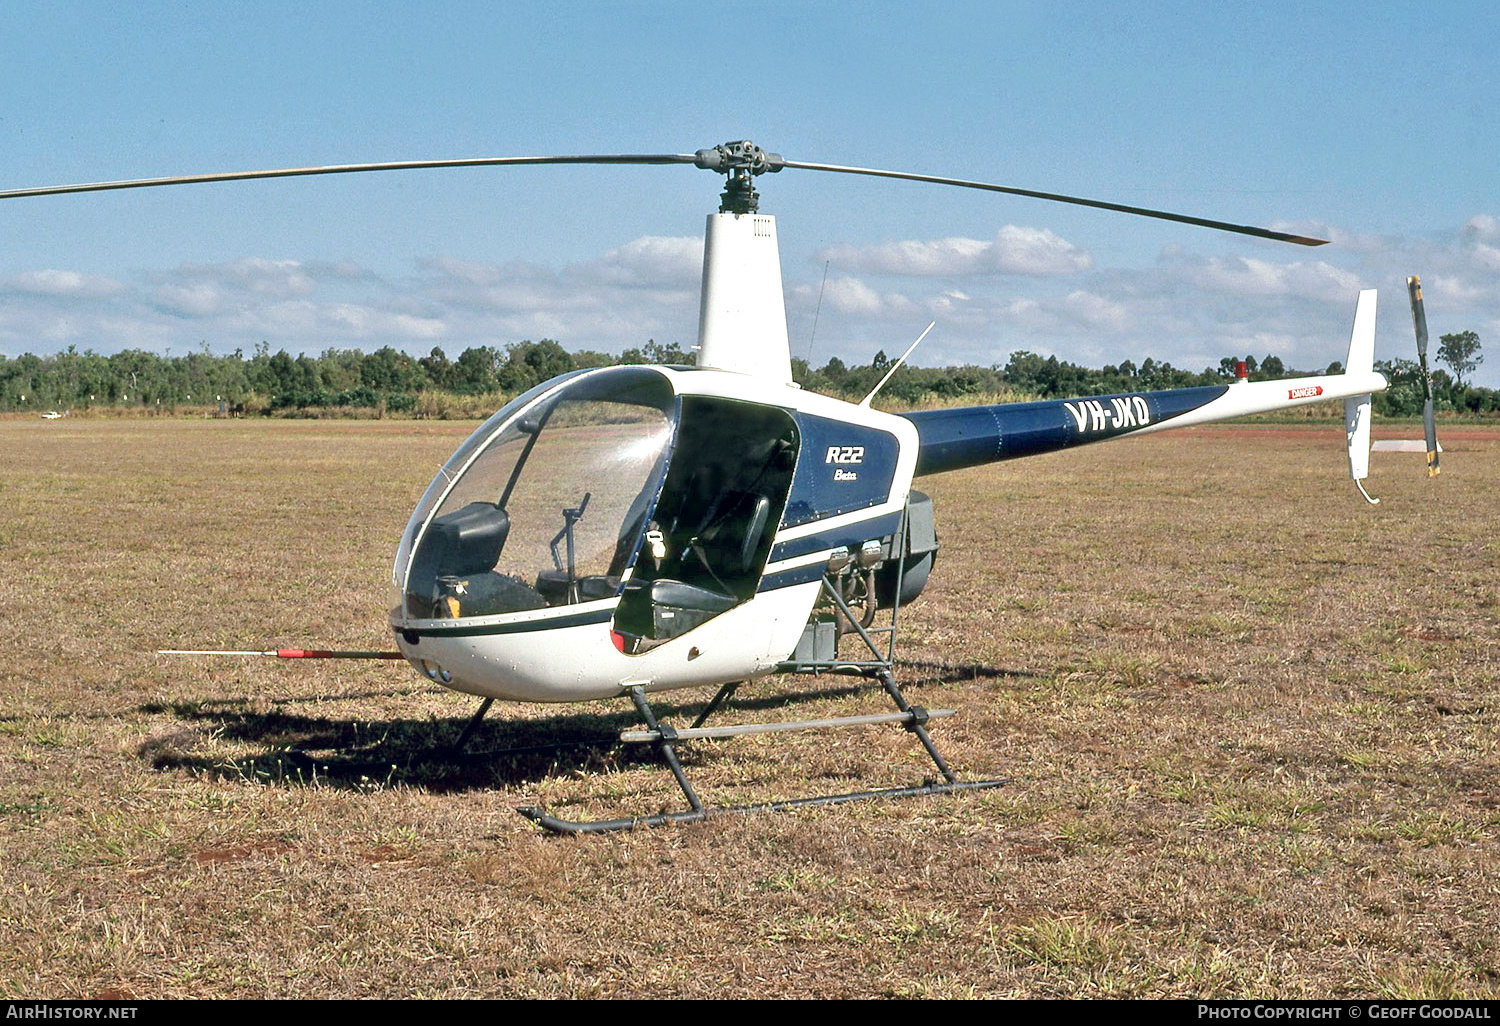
(1, 416), (1496, 999)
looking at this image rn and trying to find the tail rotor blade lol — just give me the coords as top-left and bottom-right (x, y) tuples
(1409, 274), (1430, 358)
(1408, 275), (1441, 477)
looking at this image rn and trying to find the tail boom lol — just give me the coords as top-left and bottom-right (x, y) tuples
(904, 290), (1386, 477)
(1127, 369), (1388, 437)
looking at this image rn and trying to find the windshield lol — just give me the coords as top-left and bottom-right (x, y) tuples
(394, 368), (676, 621)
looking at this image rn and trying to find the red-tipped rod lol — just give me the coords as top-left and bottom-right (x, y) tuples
(158, 648), (404, 660)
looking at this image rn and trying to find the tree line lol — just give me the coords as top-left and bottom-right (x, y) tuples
(2, 332), (1490, 417)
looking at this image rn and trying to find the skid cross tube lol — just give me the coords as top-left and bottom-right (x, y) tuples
(620, 707), (957, 743)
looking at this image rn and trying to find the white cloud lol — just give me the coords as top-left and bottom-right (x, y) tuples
(422, 255), (508, 287)
(1463, 215), (1500, 244)
(788, 275), (920, 319)
(815, 225), (1092, 277)
(593, 235), (703, 286)
(321, 304), (446, 340)
(1, 269), (124, 298)
(991, 226), (1095, 275)
(819, 236), (988, 276)
(169, 258), (318, 298)
(153, 281), (224, 317)
(1425, 269), (1494, 305)
(1061, 290), (1129, 331)
(1467, 243), (1500, 273)
(3, 214), (1498, 388)
(1161, 252), (1363, 302)
(418, 240), (701, 331)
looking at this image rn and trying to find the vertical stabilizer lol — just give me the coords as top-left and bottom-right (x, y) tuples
(696, 212), (793, 383)
(1344, 289), (1379, 503)
(1346, 289), (1378, 377)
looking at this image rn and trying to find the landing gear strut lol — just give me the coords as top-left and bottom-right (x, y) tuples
(516, 544), (1004, 834)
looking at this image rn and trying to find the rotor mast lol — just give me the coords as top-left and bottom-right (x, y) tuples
(692, 142), (795, 384)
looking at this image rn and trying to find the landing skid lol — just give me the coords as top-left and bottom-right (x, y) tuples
(516, 674), (1003, 834)
(516, 568), (1005, 834)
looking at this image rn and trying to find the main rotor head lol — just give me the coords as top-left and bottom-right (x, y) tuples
(693, 141), (784, 214)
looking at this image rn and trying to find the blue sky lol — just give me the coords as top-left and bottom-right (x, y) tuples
(3, 1), (1497, 385)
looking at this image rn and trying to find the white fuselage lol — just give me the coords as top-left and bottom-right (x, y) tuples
(391, 366), (919, 702)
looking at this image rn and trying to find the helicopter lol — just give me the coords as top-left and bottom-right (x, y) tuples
(4, 141), (1389, 831)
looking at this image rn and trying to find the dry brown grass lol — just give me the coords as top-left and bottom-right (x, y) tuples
(2, 417), (1497, 999)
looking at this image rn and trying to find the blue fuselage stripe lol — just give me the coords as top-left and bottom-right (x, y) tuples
(395, 606), (615, 639)
(767, 510), (904, 563)
(758, 564), (828, 593)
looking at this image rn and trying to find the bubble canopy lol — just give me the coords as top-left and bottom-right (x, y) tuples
(392, 367), (677, 624)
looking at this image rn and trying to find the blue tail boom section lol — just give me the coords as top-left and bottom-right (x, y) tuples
(901, 385), (1230, 477)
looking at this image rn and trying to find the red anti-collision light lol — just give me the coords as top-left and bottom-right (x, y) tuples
(609, 631), (626, 653)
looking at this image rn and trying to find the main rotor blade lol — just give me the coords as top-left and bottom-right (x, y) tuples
(2, 140), (1328, 247)
(0, 154), (700, 200)
(778, 158), (1328, 246)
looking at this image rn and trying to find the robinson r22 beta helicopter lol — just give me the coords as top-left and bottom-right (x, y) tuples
(4, 141), (1389, 832)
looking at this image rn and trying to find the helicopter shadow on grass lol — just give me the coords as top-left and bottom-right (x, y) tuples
(896, 659), (1039, 687)
(134, 679), (911, 794)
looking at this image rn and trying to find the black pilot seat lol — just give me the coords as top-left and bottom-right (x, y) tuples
(612, 490), (773, 649)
